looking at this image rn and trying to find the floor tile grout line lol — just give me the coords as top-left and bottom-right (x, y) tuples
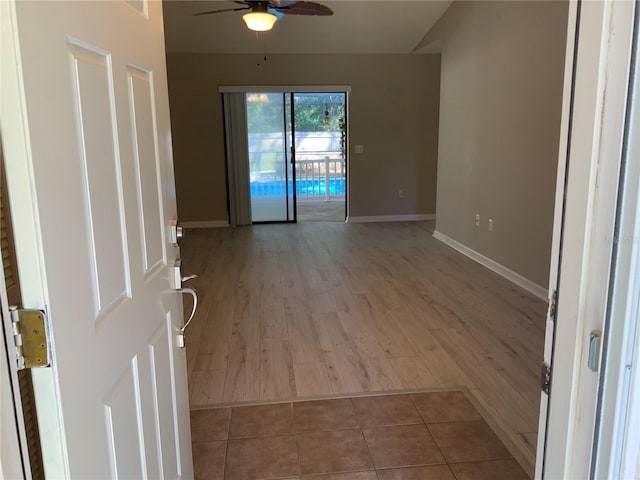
(357, 410), (379, 474)
(221, 407), (232, 480)
(291, 402), (302, 479)
(221, 441), (228, 480)
(408, 392), (454, 467)
(194, 390), (526, 479)
(350, 394), (383, 480)
(445, 453), (516, 465)
(424, 421), (453, 465)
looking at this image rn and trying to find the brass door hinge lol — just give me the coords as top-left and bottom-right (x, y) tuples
(9, 307), (49, 370)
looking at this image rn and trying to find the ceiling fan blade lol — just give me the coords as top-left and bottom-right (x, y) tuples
(269, 0), (297, 6)
(193, 6), (250, 16)
(274, 1), (333, 16)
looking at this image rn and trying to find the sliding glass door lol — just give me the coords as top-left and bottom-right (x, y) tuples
(223, 89), (347, 224)
(246, 92), (295, 222)
(293, 93), (347, 222)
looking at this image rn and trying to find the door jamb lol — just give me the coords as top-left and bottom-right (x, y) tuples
(0, 1), (69, 477)
(592, 6), (640, 477)
(535, 0), (580, 475)
(0, 261), (28, 479)
(537, 1), (637, 478)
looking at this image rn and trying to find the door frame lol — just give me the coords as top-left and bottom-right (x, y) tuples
(1, 1), (68, 476)
(284, 92), (297, 223)
(0, 269), (28, 479)
(5, 0), (638, 475)
(0, 123), (28, 479)
(537, 0), (637, 478)
(591, 4), (640, 477)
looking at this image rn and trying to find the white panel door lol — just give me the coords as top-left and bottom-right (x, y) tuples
(2, 1), (193, 477)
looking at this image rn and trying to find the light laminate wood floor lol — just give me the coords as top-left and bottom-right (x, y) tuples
(180, 221), (546, 476)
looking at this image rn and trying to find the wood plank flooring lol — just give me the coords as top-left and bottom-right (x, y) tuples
(180, 221), (546, 477)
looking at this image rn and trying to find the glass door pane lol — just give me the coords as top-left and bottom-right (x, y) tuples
(246, 92), (290, 222)
(293, 93), (347, 222)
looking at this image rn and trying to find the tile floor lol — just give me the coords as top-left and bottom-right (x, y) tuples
(190, 390), (530, 480)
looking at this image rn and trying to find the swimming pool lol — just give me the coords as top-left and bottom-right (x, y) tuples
(250, 178), (346, 197)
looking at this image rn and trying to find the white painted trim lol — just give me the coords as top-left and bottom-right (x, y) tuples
(543, 2), (637, 478)
(1, 1), (69, 477)
(536, 2), (580, 477)
(433, 230), (548, 300)
(219, 85), (352, 93)
(345, 92), (351, 220)
(592, 2), (640, 476)
(182, 220), (229, 228)
(346, 213), (435, 224)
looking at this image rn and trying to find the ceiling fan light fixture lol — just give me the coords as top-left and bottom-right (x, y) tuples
(243, 11), (277, 32)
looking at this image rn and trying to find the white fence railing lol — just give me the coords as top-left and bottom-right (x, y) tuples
(247, 131), (346, 200)
(248, 151), (346, 200)
(295, 158), (346, 201)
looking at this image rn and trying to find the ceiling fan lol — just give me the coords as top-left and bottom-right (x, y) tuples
(194, 1), (333, 32)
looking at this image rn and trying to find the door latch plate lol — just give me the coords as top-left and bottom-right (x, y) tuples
(549, 290), (557, 320)
(588, 330), (602, 372)
(170, 219), (184, 247)
(540, 362), (551, 395)
(10, 307), (49, 370)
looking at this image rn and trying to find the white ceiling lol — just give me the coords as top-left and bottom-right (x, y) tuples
(163, 1), (452, 54)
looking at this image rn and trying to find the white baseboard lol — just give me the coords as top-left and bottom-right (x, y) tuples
(182, 220), (229, 228)
(433, 230), (548, 300)
(347, 213), (436, 224)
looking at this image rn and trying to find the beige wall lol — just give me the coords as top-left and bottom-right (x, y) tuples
(166, 53), (441, 222)
(420, 1), (568, 287)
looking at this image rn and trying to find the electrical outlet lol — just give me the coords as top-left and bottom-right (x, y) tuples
(489, 219), (494, 231)
(398, 189), (405, 198)
(475, 213), (481, 227)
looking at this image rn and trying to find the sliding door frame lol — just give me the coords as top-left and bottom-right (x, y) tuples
(219, 85), (351, 222)
(286, 93), (297, 223)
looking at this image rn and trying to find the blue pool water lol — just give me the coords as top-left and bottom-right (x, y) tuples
(251, 178), (346, 197)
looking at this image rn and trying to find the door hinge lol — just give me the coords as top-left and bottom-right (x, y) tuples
(540, 362), (551, 395)
(549, 289), (558, 321)
(9, 307), (50, 370)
